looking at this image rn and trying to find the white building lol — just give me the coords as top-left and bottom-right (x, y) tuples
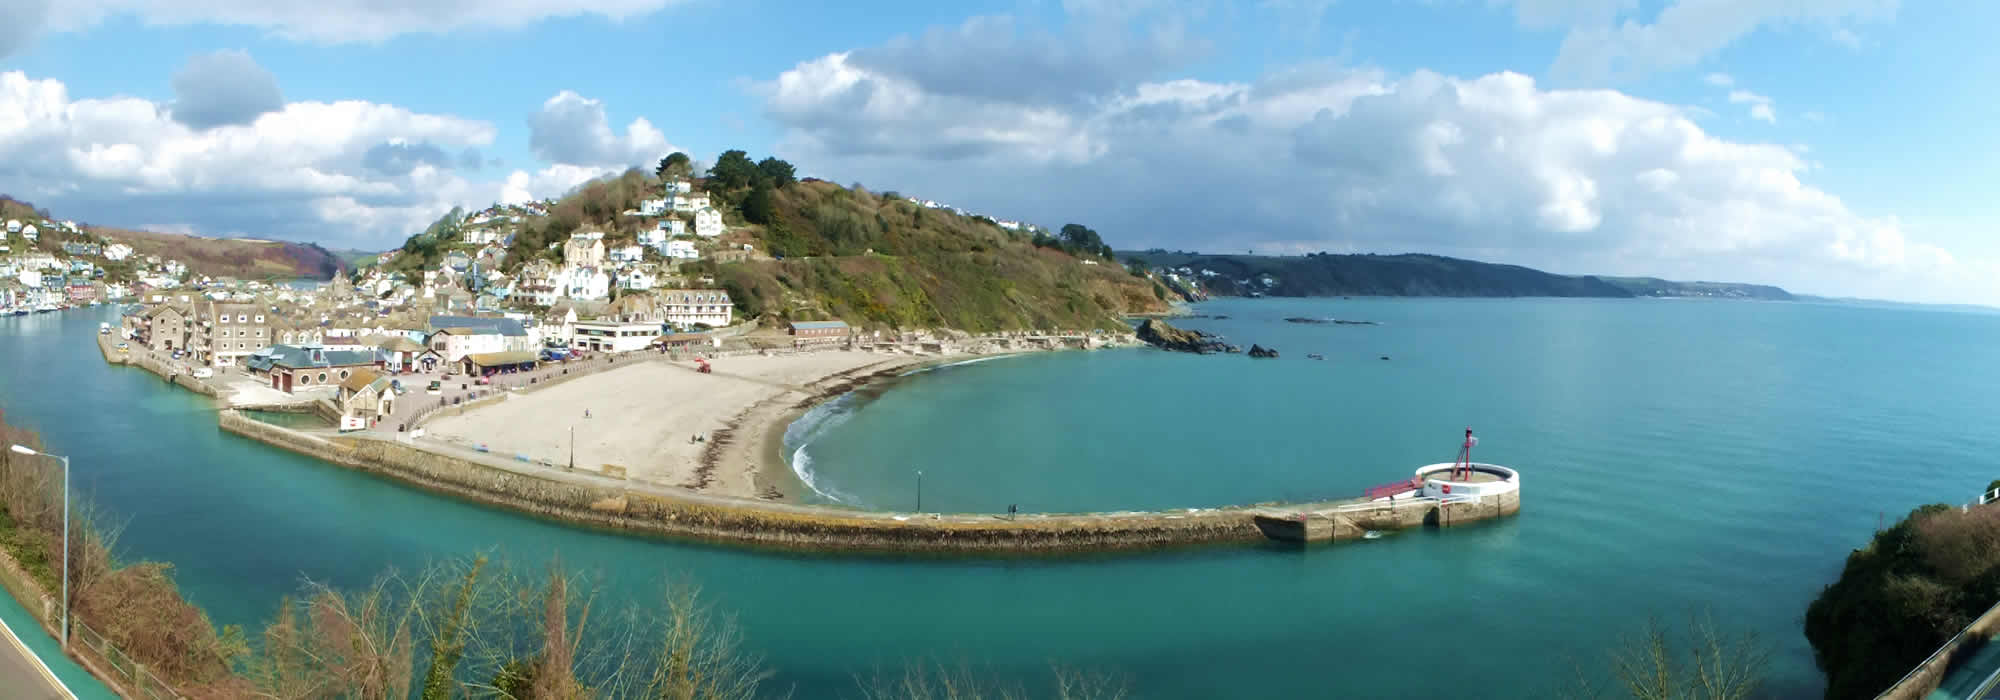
(672, 192), (711, 213)
(665, 179), (692, 194)
(609, 245), (645, 264)
(571, 320), (660, 353)
(694, 207), (724, 238)
(104, 243), (133, 261)
(659, 289), (732, 328)
(639, 198), (669, 216)
(638, 228), (666, 249)
(564, 267), (610, 301)
(20, 225), (36, 241)
(620, 268), (657, 291)
(3, 220), (18, 234)
(663, 240), (699, 260)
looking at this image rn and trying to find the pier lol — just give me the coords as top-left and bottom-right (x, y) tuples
(1251, 463), (1522, 544)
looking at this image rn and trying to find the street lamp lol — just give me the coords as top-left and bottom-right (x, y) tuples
(9, 444), (68, 650)
(916, 470), (924, 513)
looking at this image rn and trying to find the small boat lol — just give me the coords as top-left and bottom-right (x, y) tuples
(1306, 353), (1325, 360)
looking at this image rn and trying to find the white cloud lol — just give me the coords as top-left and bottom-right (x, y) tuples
(1702, 72), (1733, 87)
(759, 51), (1991, 304)
(527, 90), (675, 170)
(0, 70), (506, 247)
(1727, 89), (1776, 123)
(1500, 0), (1899, 83)
(32, 0), (681, 45)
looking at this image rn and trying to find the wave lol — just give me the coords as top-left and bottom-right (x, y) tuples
(782, 394), (866, 505)
(897, 353), (1020, 377)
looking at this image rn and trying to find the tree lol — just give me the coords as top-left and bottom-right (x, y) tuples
(706, 150), (760, 191)
(1559, 613), (1767, 700)
(1059, 223), (1112, 259)
(756, 157), (796, 188)
(656, 152), (691, 183)
(742, 183), (776, 226)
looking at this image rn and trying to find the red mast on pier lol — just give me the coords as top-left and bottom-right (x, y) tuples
(1454, 428), (1477, 481)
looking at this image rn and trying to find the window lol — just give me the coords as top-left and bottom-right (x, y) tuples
(299, 375), (311, 386)
(255, 315), (264, 323)
(238, 314), (246, 323)
(338, 369), (350, 380)
(317, 372), (328, 383)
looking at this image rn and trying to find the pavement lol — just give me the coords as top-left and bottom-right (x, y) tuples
(0, 615), (72, 700)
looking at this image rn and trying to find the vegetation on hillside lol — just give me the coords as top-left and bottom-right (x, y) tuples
(1597, 277), (1795, 300)
(375, 149), (1175, 330)
(695, 179), (1167, 330)
(1, 194), (346, 281)
(1122, 250), (1635, 298)
(1805, 502), (2000, 699)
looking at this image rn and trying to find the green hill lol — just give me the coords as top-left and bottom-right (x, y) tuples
(1125, 251), (1635, 298)
(417, 156), (1173, 331)
(1598, 276), (1793, 300)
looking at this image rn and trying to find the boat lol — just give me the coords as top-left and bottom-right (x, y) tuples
(33, 303), (57, 314)
(1307, 353), (1325, 360)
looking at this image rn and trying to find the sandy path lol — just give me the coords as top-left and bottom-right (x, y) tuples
(423, 351), (928, 498)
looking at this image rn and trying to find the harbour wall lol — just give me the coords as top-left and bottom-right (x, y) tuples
(96, 333), (218, 398)
(218, 409), (1518, 555)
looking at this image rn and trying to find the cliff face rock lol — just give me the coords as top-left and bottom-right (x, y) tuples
(1247, 344), (1279, 358)
(1135, 319), (1229, 354)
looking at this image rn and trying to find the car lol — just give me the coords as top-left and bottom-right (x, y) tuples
(115, 342), (128, 350)
(191, 368), (214, 379)
(475, 376), (491, 385)
(426, 380), (442, 393)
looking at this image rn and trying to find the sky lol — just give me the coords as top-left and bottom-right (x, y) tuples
(0, 0), (1995, 304)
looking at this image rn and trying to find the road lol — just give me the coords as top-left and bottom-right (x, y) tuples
(0, 614), (73, 699)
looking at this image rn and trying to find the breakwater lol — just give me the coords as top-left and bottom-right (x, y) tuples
(95, 333), (218, 398)
(219, 409), (1518, 554)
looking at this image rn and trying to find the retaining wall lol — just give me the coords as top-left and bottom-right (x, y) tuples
(219, 410), (1520, 555)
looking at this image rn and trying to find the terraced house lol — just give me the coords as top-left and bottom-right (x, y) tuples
(659, 289), (733, 329)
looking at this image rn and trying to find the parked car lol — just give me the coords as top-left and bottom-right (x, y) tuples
(426, 380), (442, 394)
(192, 367), (214, 379)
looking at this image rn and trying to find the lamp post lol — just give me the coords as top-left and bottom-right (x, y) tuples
(9, 445), (68, 650)
(916, 470), (924, 513)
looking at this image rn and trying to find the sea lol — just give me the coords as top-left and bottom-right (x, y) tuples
(3, 297), (1998, 698)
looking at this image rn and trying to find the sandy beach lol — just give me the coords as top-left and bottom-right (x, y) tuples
(423, 351), (931, 499)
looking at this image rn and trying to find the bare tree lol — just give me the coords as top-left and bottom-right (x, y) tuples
(1560, 612), (1768, 700)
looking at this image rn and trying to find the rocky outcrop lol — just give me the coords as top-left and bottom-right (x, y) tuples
(1135, 319), (1229, 354)
(1247, 344), (1279, 358)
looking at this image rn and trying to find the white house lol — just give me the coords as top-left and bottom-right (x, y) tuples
(20, 225), (36, 241)
(694, 207), (724, 238)
(638, 228), (665, 249)
(609, 245), (645, 264)
(620, 268), (657, 291)
(639, 198), (669, 216)
(672, 192), (711, 213)
(3, 220), (18, 234)
(104, 243), (133, 261)
(664, 240), (699, 260)
(666, 179), (692, 194)
(570, 319), (659, 354)
(564, 267), (610, 301)
(659, 289), (733, 328)
(658, 218), (685, 237)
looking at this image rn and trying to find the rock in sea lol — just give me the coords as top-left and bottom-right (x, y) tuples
(1247, 344), (1280, 358)
(1135, 319), (1231, 354)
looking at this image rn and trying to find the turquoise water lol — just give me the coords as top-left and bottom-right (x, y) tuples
(2, 300), (1998, 697)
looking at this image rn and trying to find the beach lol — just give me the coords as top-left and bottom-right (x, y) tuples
(422, 351), (932, 499)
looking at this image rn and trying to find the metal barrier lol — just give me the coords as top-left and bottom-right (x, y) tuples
(67, 618), (181, 699)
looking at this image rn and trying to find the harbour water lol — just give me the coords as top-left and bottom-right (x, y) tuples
(3, 298), (1999, 697)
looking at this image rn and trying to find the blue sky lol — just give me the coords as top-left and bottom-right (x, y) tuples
(0, 0), (1995, 304)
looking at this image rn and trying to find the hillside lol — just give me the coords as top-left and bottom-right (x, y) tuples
(93, 227), (347, 281)
(436, 160), (1172, 331)
(1124, 251), (1635, 298)
(1, 195), (346, 280)
(702, 181), (1167, 331)
(1598, 276), (1793, 300)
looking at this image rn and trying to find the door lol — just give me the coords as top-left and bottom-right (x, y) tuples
(282, 372), (293, 393)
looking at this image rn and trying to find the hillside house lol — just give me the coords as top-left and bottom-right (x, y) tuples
(609, 245), (644, 264)
(3, 220), (19, 234)
(104, 243), (133, 261)
(672, 192), (710, 213)
(142, 304), (189, 352)
(639, 198), (670, 216)
(694, 207), (724, 238)
(563, 232), (606, 268)
(664, 240), (698, 260)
